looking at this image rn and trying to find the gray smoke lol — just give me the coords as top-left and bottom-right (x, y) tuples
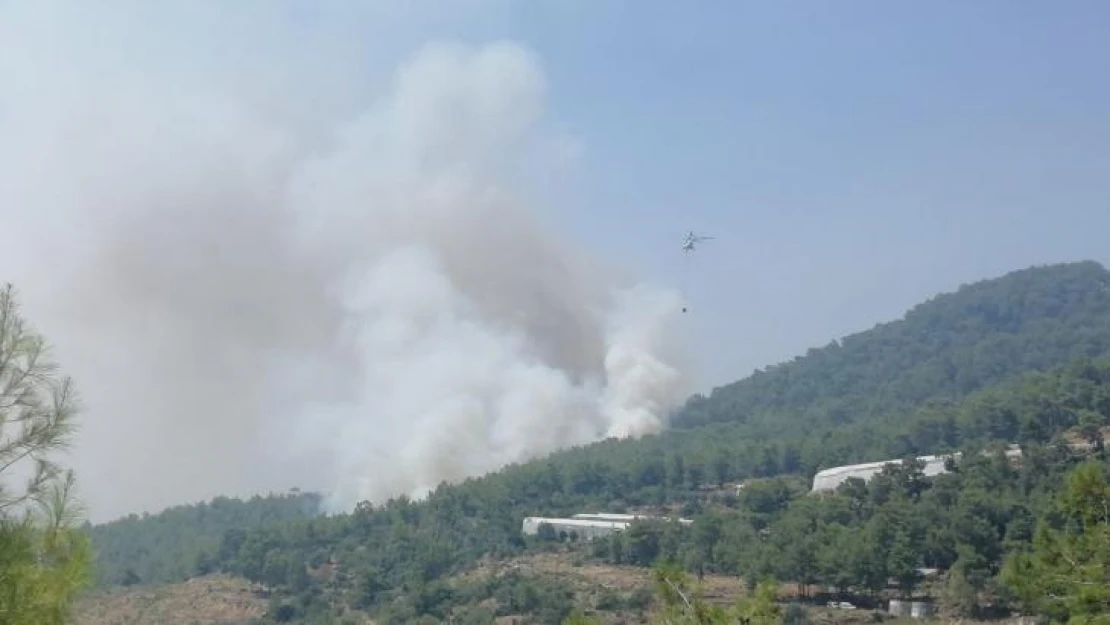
(0, 2), (691, 521)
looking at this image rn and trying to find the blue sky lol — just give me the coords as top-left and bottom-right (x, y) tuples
(454, 0), (1110, 386)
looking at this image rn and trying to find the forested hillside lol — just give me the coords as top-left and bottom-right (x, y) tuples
(677, 261), (1110, 430)
(83, 261), (1110, 624)
(86, 492), (321, 588)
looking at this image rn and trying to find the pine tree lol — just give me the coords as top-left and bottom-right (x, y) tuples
(1002, 460), (1110, 624)
(0, 284), (93, 624)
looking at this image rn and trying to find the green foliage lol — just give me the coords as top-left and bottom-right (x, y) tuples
(678, 261), (1110, 432)
(0, 284), (93, 623)
(780, 603), (811, 625)
(0, 514), (94, 625)
(1002, 460), (1110, 624)
(649, 561), (782, 625)
(562, 610), (606, 625)
(735, 580), (783, 625)
(86, 491), (322, 587)
(576, 439), (1089, 612)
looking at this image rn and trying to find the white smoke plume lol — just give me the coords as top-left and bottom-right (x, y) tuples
(0, 2), (690, 521)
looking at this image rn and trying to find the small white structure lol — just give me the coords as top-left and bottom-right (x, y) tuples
(910, 601), (934, 619)
(888, 599), (909, 617)
(917, 567), (940, 578)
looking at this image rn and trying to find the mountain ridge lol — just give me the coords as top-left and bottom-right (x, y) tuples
(675, 259), (1110, 430)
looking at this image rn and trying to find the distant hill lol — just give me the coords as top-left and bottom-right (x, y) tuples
(676, 260), (1110, 431)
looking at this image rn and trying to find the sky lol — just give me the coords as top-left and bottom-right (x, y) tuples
(504, 0), (1110, 385)
(1, 0), (1108, 521)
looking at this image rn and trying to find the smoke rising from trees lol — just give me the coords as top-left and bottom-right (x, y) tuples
(0, 2), (690, 521)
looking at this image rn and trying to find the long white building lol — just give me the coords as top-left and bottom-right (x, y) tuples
(810, 445), (1022, 493)
(521, 512), (694, 540)
(810, 454), (953, 492)
(521, 516), (630, 540)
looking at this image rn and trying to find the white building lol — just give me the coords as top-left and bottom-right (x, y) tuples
(810, 454), (954, 493)
(810, 445), (1022, 493)
(521, 512), (694, 540)
(521, 516), (630, 540)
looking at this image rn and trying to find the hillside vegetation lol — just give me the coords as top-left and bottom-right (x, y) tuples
(678, 260), (1110, 429)
(83, 261), (1110, 624)
(87, 492), (322, 588)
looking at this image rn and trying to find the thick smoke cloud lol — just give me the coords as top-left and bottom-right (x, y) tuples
(0, 2), (690, 521)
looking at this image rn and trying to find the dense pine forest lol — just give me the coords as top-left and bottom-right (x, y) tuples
(82, 261), (1110, 624)
(85, 492), (323, 587)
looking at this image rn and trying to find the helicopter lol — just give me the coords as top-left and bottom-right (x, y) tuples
(680, 230), (714, 313)
(681, 230), (714, 253)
